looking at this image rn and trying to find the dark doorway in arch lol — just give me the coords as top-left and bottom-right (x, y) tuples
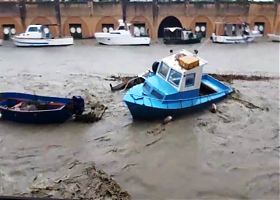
(2, 24), (16, 40)
(158, 16), (182, 38)
(254, 22), (265, 35)
(195, 22), (207, 37)
(69, 24), (82, 39)
(102, 24), (114, 33)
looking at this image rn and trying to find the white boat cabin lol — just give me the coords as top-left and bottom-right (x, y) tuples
(154, 50), (208, 98)
(19, 25), (52, 39)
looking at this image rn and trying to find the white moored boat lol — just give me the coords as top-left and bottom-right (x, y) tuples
(211, 22), (262, 44)
(268, 34), (280, 42)
(94, 20), (150, 46)
(13, 25), (73, 47)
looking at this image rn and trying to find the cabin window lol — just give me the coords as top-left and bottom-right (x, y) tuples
(158, 62), (169, 79)
(185, 73), (195, 87)
(119, 26), (125, 30)
(28, 27), (38, 32)
(168, 69), (182, 87)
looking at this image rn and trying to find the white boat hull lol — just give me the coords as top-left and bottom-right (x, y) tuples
(268, 34), (280, 42)
(12, 37), (74, 47)
(95, 33), (150, 46)
(211, 34), (256, 44)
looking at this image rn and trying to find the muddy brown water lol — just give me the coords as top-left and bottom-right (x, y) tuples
(0, 39), (279, 199)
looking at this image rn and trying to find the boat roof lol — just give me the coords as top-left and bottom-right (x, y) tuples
(164, 27), (192, 32)
(27, 25), (43, 28)
(164, 27), (182, 31)
(161, 49), (208, 74)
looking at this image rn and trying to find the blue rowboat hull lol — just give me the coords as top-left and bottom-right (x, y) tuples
(123, 74), (233, 120)
(0, 92), (84, 124)
(0, 108), (72, 123)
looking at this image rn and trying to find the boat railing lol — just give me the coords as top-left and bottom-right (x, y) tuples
(128, 90), (228, 109)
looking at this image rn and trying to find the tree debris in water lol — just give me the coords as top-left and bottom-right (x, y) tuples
(147, 125), (165, 135)
(209, 73), (277, 83)
(145, 137), (162, 147)
(230, 92), (264, 110)
(28, 162), (130, 200)
(75, 101), (107, 123)
(108, 76), (145, 91)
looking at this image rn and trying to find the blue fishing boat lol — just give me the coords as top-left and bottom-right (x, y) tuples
(0, 92), (84, 123)
(123, 49), (233, 120)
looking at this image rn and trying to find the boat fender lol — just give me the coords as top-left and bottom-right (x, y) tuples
(72, 96), (85, 115)
(210, 103), (217, 113)
(152, 61), (159, 73)
(163, 115), (173, 125)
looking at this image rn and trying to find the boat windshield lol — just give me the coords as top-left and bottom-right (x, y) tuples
(168, 69), (182, 87)
(28, 27), (39, 32)
(158, 62), (169, 79)
(118, 26), (125, 30)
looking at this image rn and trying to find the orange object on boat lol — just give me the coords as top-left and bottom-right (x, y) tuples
(178, 56), (199, 70)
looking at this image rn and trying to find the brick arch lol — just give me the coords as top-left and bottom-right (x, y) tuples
(129, 16), (153, 38)
(275, 22), (280, 34)
(63, 17), (90, 38)
(190, 15), (214, 37)
(95, 16), (118, 33)
(157, 16), (183, 38)
(249, 15), (272, 35)
(222, 16), (246, 24)
(30, 17), (58, 37)
(0, 17), (23, 39)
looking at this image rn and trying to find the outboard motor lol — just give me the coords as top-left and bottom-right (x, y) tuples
(152, 61), (159, 73)
(72, 96), (85, 115)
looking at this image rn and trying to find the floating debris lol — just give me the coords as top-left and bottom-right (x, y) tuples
(28, 162), (131, 199)
(209, 73), (277, 83)
(145, 137), (162, 147)
(109, 76), (144, 92)
(75, 102), (107, 123)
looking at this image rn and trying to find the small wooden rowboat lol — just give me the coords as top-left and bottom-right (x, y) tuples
(0, 92), (84, 123)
